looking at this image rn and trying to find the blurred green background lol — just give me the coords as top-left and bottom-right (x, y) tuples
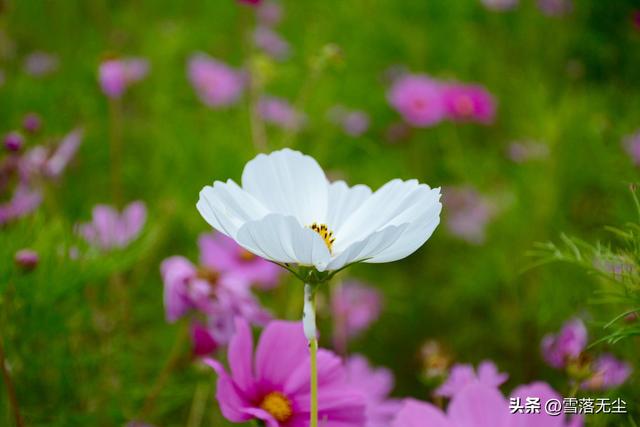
(1, 0), (639, 425)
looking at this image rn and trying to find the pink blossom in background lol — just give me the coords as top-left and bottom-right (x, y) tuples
(76, 201), (147, 251)
(442, 186), (495, 244)
(394, 384), (510, 427)
(161, 256), (214, 322)
(622, 130), (640, 166)
(345, 355), (402, 427)
(388, 74), (446, 127)
(435, 360), (508, 398)
(541, 318), (587, 369)
(0, 185), (42, 226)
(633, 11), (640, 31)
(253, 26), (290, 61)
(331, 281), (382, 346)
(537, 0), (572, 17)
(14, 249), (39, 271)
(44, 128), (83, 178)
(3, 132), (24, 152)
(188, 53), (245, 108)
(258, 96), (306, 131)
(205, 318), (365, 427)
(510, 382), (584, 427)
(507, 140), (549, 163)
(198, 232), (282, 290)
(238, 0), (262, 5)
(98, 57), (149, 98)
(257, 1), (283, 26)
(442, 84), (496, 124)
(582, 354), (632, 391)
(23, 51), (59, 77)
(327, 106), (370, 137)
(481, 0), (519, 11)
(191, 322), (219, 357)
(22, 113), (42, 134)
(394, 382), (581, 427)
(160, 255), (271, 345)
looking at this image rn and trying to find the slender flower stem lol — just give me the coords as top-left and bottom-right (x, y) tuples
(0, 340), (24, 427)
(108, 97), (123, 204)
(302, 283), (318, 427)
(138, 323), (188, 421)
(310, 337), (318, 427)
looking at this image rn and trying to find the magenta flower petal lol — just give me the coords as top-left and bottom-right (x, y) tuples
(392, 399), (452, 427)
(284, 349), (344, 395)
(203, 358), (254, 423)
(191, 323), (219, 356)
(388, 74), (446, 127)
(541, 318), (587, 369)
(161, 256), (199, 322)
(255, 320), (308, 386)
(447, 382), (510, 427)
(188, 53), (245, 108)
(228, 318), (256, 396)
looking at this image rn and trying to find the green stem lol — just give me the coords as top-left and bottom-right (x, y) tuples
(303, 283), (318, 427)
(108, 97), (123, 204)
(310, 337), (318, 427)
(0, 340), (24, 427)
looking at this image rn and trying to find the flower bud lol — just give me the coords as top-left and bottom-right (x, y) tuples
(14, 249), (39, 271)
(4, 131), (24, 152)
(22, 113), (42, 134)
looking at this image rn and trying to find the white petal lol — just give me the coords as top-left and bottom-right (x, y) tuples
(334, 179), (422, 250)
(196, 179), (269, 238)
(367, 187), (441, 262)
(236, 214), (332, 270)
(326, 180), (372, 231)
(241, 149), (329, 225)
(326, 223), (408, 271)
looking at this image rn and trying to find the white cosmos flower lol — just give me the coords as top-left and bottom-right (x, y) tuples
(197, 149), (442, 272)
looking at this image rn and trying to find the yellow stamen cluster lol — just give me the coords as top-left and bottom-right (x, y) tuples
(239, 249), (255, 262)
(309, 222), (335, 253)
(260, 391), (293, 422)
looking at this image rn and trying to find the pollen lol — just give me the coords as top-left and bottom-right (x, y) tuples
(260, 391), (293, 422)
(309, 222), (335, 253)
(239, 249), (255, 262)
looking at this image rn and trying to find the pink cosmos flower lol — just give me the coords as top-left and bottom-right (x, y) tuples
(0, 185), (42, 226)
(23, 51), (59, 77)
(160, 256), (270, 345)
(188, 53), (245, 108)
(510, 382), (583, 427)
(327, 106), (370, 137)
(394, 382), (581, 427)
(435, 361), (508, 398)
(345, 355), (401, 427)
(44, 128), (83, 178)
(14, 249), (39, 271)
(442, 186), (495, 244)
(331, 281), (382, 347)
(76, 201), (147, 250)
(394, 384), (511, 427)
(388, 74), (446, 127)
(537, 0), (572, 16)
(205, 318), (366, 427)
(257, 1), (283, 26)
(507, 140), (549, 163)
(622, 130), (640, 166)
(198, 232), (282, 290)
(541, 318), (587, 369)
(581, 354), (632, 391)
(191, 322), (219, 357)
(258, 96), (306, 131)
(22, 113), (42, 134)
(441, 84), (496, 124)
(253, 26), (290, 61)
(481, 0), (519, 11)
(98, 57), (149, 98)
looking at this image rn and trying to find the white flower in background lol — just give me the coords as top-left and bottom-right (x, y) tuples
(197, 149), (441, 272)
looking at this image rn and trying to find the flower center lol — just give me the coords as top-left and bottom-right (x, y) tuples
(454, 95), (474, 116)
(197, 267), (219, 285)
(309, 222), (335, 253)
(260, 391), (292, 422)
(239, 249), (255, 262)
